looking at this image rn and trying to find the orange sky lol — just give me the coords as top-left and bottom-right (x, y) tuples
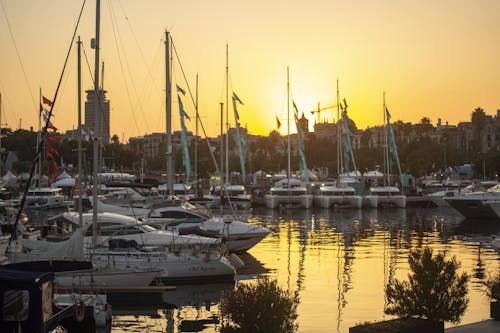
(1, 0), (499, 141)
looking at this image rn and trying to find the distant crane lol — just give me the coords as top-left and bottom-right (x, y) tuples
(310, 102), (337, 124)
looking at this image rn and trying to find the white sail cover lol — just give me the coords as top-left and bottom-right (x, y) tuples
(16, 229), (84, 259)
(2, 170), (17, 183)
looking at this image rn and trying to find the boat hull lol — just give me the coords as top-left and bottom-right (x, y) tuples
(265, 195), (313, 209)
(314, 195), (362, 209)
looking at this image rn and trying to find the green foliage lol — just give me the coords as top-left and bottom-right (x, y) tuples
(485, 271), (500, 300)
(385, 247), (469, 323)
(220, 277), (299, 333)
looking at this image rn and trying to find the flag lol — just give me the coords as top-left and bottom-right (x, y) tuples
(46, 123), (58, 131)
(385, 107), (391, 121)
(43, 109), (53, 117)
(232, 92), (244, 105)
(46, 144), (60, 157)
(176, 85), (186, 95)
(39, 103), (43, 116)
(276, 116), (281, 130)
(42, 96), (53, 106)
(46, 132), (60, 144)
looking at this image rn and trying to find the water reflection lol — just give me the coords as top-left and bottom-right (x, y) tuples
(111, 207), (500, 333)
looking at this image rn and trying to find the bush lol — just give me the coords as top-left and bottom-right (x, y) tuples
(385, 246), (469, 323)
(220, 277), (299, 333)
(485, 272), (500, 301)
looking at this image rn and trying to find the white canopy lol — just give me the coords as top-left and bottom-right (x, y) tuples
(2, 170), (17, 183)
(57, 170), (72, 180)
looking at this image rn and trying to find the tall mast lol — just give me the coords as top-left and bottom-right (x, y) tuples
(0, 92), (2, 176)
(336, 79), (341, 177)
(91, 0), (101, 247)
(383, 92), (390, 187)
(77, 36), (83, 228)
(165, 30), (173, 197)
(225, 44), (229, 184)
(220, 102), (224, 183)
(287, 67), (291, 189)
(37, 87), (42, 186)
(195, 73), (199, 197)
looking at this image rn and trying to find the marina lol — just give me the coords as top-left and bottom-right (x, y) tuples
(105, 206), (500, 332)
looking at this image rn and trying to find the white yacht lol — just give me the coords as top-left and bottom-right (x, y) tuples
(55, 211), (222, 249)
(363, 186), (406, 208)
(265, 178), (313, 209)
(205, 184), (252, 210)
(142, 201), (271, 252)
(314, 179), (362, 209)
(24, 187), (64, 208)
(444, 183), (500, 220)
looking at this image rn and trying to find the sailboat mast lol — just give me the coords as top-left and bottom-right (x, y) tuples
(220, 102), (224, 182)
(383, 92), (390, 187)
(225, 44), (229, 184)
(0, 92), (2, 176)
(287, 67), (291, 188)
(195, 73), (199, 197)
(77, 36), (83, 228)
(336, 79), (341, 177)
(91, 0), (101, 247)
(165, 30), (173, 197)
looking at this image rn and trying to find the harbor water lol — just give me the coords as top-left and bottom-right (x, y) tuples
(111, 206), (500, 333)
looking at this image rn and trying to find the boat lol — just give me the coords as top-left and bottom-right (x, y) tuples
(265, 68), (313, 209)
(142, 200), (270, 252)
(24, 187), (64, 209)
(205, 184), (252, 210)
(362, 95), (406, 208)
(444, 183), (500, 220)
(49, 211), (222, 249)
(0, 267), (112, 332)
(315, 182), (362, 208)
(266, 178), (313, 209)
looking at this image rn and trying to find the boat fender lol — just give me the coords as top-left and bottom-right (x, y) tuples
(73, 300), (86, 322)
(229, 253), (245, 269)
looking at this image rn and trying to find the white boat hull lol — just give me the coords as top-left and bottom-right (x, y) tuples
(364, 195), (406, 208)
(55, 268), (160, 287)
(314, 195), (362, 209)
(265, 194), (313, 209)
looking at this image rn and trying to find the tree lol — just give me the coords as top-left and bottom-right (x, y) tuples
(220, 277), (299, 333)
(385, 247), (469, 323)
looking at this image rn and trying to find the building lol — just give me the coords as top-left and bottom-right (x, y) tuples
(85, 89), (110, 143)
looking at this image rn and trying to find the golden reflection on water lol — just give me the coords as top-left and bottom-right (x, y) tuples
(112, 207), (500, 333)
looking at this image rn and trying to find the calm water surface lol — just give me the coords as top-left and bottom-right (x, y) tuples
(111, 207), (500, 333)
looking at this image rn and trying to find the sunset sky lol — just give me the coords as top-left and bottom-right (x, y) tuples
(1, 0), (499, 141)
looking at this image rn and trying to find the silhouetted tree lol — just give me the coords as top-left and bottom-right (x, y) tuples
(385, 247), (469, 323)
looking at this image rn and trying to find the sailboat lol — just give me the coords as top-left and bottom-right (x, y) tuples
(205, 45), (252, 210)
(315, 83), (362, 209)
(363, 94), (406, 208)
(265, 68), (313, 209)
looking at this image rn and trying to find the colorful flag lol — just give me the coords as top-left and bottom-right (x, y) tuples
(42, 96), (53, 106)
(46, 132), (60, 144)
(46, 123), (58, 131)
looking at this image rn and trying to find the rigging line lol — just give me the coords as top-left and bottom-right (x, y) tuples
(10, 0), (87, 244)
(116, 0), (160, 94)
(171, 38), (220, 175)
(82, 44), (95, 84)
(107, 0), (143, 134)
(0, 0), (37, 114)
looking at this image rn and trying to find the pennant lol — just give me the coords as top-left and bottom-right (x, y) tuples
(232, 92), (244, 105)
(43, 109), (53, 118)
(46, 123), (58, 131)
(276, 116), (281, 130)
(176, 85), (186, 95)
(42, 96), (53, 107)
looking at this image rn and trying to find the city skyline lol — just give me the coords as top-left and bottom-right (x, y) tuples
(1, 1), (499, 141)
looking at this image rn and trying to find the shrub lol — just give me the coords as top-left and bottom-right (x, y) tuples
(385, 246), (469, 323)
(485, 271), (500, 301)
(220, 277), (299, 333)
